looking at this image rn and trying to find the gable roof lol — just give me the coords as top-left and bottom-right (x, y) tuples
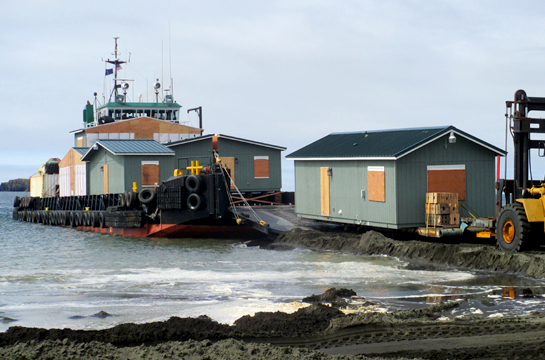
(286, 126), (506, 160)
(81, 139), (174, 160)
(166, 134), (287, 151)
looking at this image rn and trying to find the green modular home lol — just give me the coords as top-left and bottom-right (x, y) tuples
(81, 139), (175, 195)
(286, 126), (506, 229)
(166, 134), (286, 193)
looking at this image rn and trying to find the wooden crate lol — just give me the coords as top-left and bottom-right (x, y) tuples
(426, 192), (459, 204)
(450, 203), (459, 214)
(425, 203), (450, 215)
(426, 214), (450, 226)
(449, 213), (460, 226)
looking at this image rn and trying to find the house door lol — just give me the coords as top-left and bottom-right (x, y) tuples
(103, 164), (109, 194)
(320, 167), (330, 216)
(427, 165), (466, 200)
(222, 157), (235, 190)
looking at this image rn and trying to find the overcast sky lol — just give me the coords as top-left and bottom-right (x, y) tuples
(2, 1), (545, 190)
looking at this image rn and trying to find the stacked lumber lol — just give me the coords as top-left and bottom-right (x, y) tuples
(425, 192), (460, 227)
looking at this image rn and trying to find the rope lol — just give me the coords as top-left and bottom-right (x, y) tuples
(426, 201), (430, 237)
(458, 200), (477, 219)
(218, 162), (265, 226)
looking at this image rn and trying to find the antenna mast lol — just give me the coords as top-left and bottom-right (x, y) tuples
(106, 37), (126, 102)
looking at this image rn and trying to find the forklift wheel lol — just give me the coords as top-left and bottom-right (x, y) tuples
(496, 203), (530, 252)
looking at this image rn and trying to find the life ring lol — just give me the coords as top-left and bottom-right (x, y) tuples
(187, 193), (203, 210)
(185, 175), (201, 192)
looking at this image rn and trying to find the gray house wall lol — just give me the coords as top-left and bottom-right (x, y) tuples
(121, 156), (175, 192)
(218, 138), (282, 192)
(168, 137), (283, 192)
(396, 133), (497, 226)
(294, 133), (498, 229)
(170, 138), (215, 170)
(87, 148), (125, 195)
(87, 148), (175, 195)
(294, 160), (397, 228)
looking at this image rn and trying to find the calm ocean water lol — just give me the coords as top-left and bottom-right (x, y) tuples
(2, 191), (545, 332)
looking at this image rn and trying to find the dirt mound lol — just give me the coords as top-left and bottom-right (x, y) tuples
(275, 228), (545, 279)
(302, 287), (358, 309)
(0, 315), (233, 348)
(326, 301), (461, 332)
(235, 304), (344, 337)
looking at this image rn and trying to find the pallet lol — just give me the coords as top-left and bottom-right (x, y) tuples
(425, 192), (460, 227)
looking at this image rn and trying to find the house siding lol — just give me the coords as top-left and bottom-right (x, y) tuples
(122, 156), (175, 191)
(218, 138), (282, 192)
(293, 131), (499, 229)
(88, 148), (125, 195)
(168, 137), (284, 192)
(294, 160), (397, 227)
(170, 138), (214, 170)
(396, 133), (496, 225)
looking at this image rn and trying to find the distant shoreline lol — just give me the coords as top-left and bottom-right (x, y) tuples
(0, 179), (29, 192)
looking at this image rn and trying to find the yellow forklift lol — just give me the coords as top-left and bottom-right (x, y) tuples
(496, 90), (545, 251)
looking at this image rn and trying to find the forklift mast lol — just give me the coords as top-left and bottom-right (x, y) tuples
(507, 90), (545, 200)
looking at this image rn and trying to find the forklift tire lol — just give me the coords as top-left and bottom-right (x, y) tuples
(496, 203), (531, 252)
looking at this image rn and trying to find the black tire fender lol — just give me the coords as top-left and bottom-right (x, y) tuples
(99, 212), (106, 228)
(187, 193), (203, 210)
(70, 212), (77, 227)
(138, 188), (157, 204)
(186, 175), (201, 192)
(127, 192), (137, 208)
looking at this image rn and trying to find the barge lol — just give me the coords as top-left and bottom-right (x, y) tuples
(13, 162), (270, 238)
(12, 37), (278, 239)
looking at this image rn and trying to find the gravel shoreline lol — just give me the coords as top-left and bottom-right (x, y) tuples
(3, 228), (545, 359)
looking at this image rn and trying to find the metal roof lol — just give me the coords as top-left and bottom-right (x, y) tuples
(73, 147), (88, 156)
(81, 139), (174, 160)
(166, 134), (287, 151)
(286, 126), (506, 160)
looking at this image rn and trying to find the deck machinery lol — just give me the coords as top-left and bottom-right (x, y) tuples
(496, 90), (545, 251)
